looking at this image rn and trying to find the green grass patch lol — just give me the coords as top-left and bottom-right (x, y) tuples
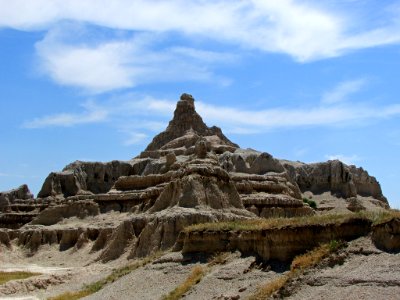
(48, 251), (164, 300)
(303, 197), (317, 209)
(0, 271), (41, 285)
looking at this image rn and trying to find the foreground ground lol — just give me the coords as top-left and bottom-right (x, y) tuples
(1, 233), (399, 300)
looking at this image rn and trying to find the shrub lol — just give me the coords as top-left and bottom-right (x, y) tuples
(303, 197), (317, 209)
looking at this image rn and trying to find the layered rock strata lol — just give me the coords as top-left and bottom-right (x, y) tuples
(0, 184), (33, 212)
(0, 185), (47, 229)
(0, 93), (391, 261)
(177, 217), (372, 261)
(282, 160), (388, 206)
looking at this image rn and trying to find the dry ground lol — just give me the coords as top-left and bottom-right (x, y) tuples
(1, 227), (399, 300)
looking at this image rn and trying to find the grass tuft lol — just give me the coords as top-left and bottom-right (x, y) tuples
(162, 265), (206, 300)
(46, 290), (92, 300)
(0, 271), (41, 285)
(247, 275), (290, 300)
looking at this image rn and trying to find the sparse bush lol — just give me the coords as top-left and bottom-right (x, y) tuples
(303, 197), (317, 209)
(328, 240), (344, 252)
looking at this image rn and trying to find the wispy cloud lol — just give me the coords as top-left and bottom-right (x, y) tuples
(322, 79), (367, 104)
(0, 172), (36, 179)
(122, 132), (149, 146)
(22, 95), (174, 130)
(325, 154), (361, 165)
(23, 93), (400, 140)
(197, 102), (400, 132)
(22, 100), (109, 128)
(1, 0), (400, 91)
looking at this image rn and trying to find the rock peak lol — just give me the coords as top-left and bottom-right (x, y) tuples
(180, 93), (194, 102)
(144, 93), (238, 151)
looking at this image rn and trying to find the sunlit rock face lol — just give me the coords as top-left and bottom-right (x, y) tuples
(0, 93), (389, 260)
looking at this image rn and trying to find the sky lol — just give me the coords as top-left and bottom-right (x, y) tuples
(0, 0), (399, 208)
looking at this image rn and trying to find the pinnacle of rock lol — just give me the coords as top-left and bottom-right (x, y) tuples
(144, 93), (238, 151)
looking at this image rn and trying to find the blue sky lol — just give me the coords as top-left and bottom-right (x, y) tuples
(0, 0), (399, 208)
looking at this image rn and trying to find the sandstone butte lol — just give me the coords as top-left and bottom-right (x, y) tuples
(0, 93), (399, 300)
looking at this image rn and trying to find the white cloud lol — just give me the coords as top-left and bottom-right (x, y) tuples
(22, 100), (108, 128)
(325, 154), (361, 165)
(322, 79), (366, 104)
(1, 0), (400, 68)
(36, 38), (135, 92)
(35, 28), (232, 92)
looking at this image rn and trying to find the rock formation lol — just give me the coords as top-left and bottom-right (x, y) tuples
(0, 185), (45, 229)
(282, 159), (389, 209)
(0, 93), (391, 261)
(0, 184), (33, 212)
(144, 93), (238, 152)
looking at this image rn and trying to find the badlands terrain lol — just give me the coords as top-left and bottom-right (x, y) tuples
(0, 93), (399, 299)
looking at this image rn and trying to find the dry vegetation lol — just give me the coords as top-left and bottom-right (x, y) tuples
(207, 252), (231, 267)
(248, 240), (344, 300)
(247, 275), (290, 300)
(163, 252), (231, 300)
(162, 265), (206, 300)
(48, 251), (164, 300)
(184, 210), (400, 233)
(0, 271), (41, 285)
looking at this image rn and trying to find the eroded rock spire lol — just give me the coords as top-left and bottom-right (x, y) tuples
(144, 93), (238, 151)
